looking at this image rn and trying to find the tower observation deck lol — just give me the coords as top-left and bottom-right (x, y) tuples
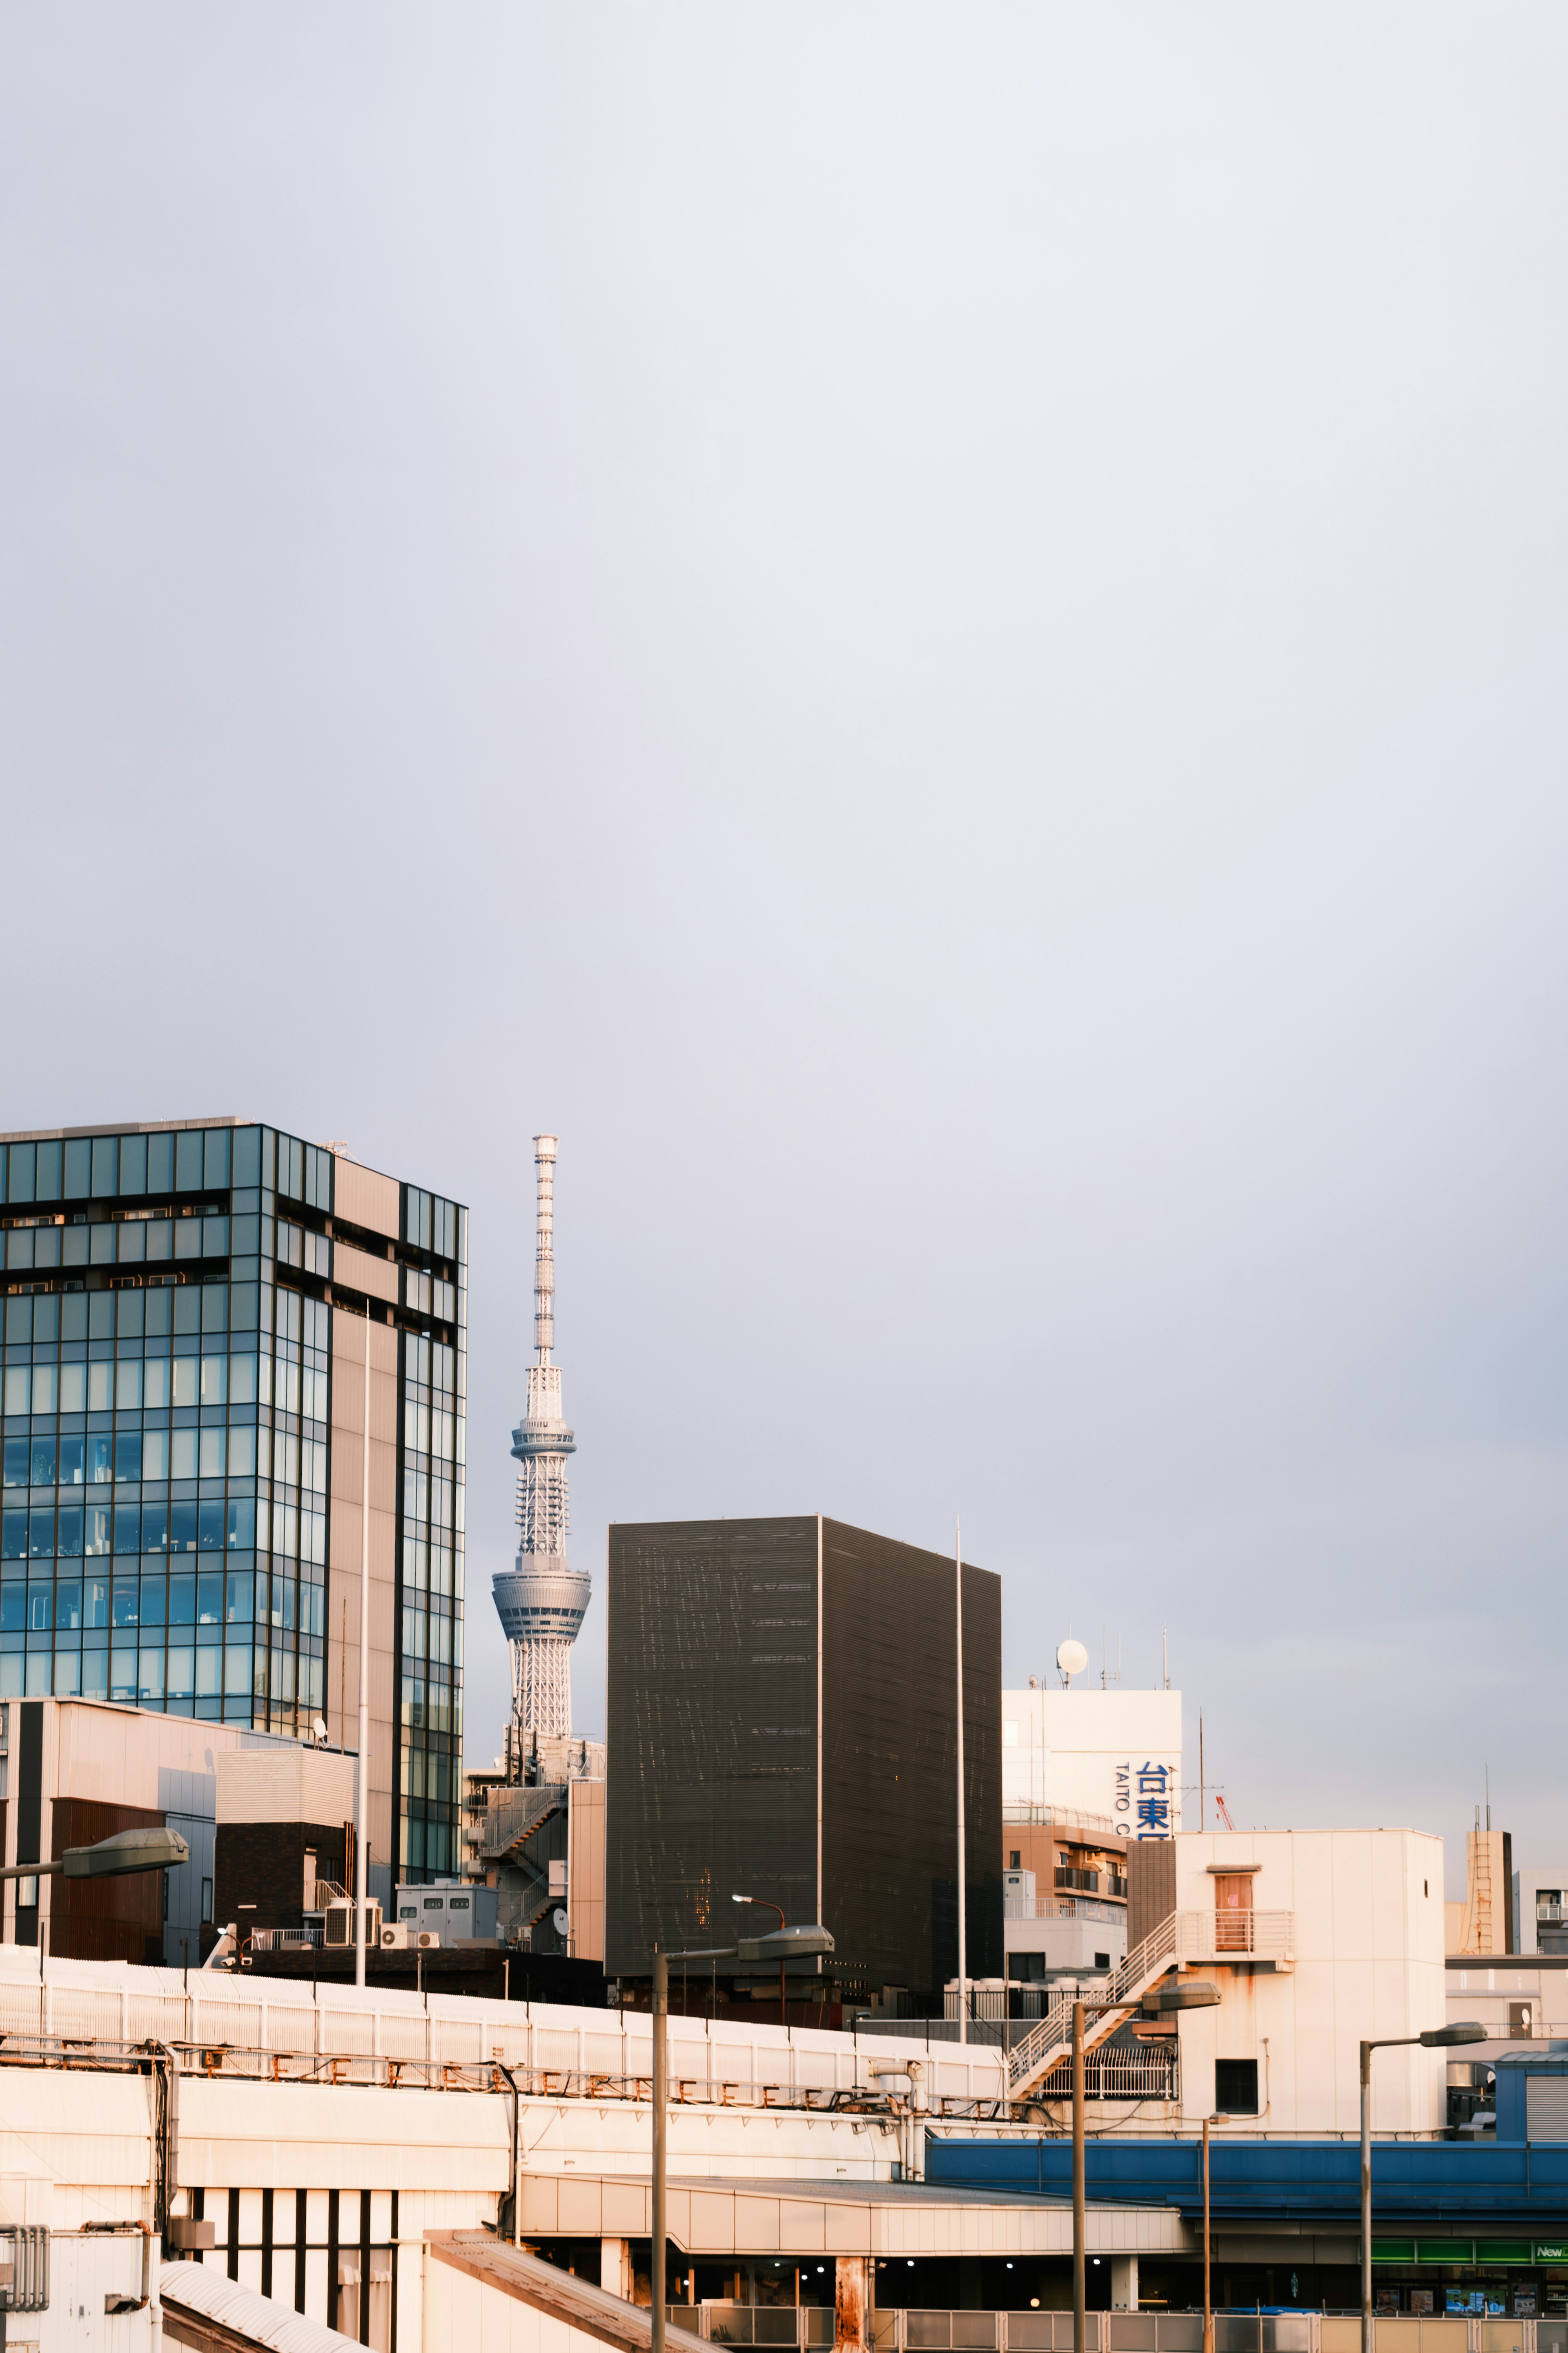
(491, 1134), (590, 1775)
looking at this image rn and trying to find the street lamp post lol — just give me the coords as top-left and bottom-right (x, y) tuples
(1072, 2002), (1086, 2353)
(0, 1826), (190, 1886)
(732, 1894), (787, 2025)
(1359, 2024), (1485, 2353)
(1147, 1982), (1223, 2353)
(649, 1922), (835, 2353)
(1195, 2108), (1231, 2353)
(1, 1825), (190, 1945)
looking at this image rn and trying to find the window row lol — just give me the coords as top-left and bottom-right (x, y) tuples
(401, 1396), (461, 1463)
(401, 1467), (459, 1530)
(276, 1220), (330, 1278)
(403, 1270), (458, 1324)
(2, 1497), (258, 1557)
(0, 1563), (320, 1633)
(399, 1673), (459, 1735)
(4, 1426), (268, 1488)
(404, 1188), (460, 1264)
(0, 1125), (241, 1207)
(401, 1536), (459, 1598)
(404, 1334), (459, 1394)
(4, 1283), (236, 1347)
(273, 1289), (330, 1352)
(401, 1745), (459, 1803)
(3, 1214), (230, 1272)
(399, 1603), (462, 1669)
(0, 1643), (325, 1711)
(3, 1349), (255, 1415)
(399, 1814), (457, 1875)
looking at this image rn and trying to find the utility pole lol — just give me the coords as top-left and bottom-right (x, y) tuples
(1213, 2117), (1222, 2353)
(956, 1518), (967, 2047)
(653, 1947), (668, 2353)
(1072, 2001), (1086, 2353)
(355, 1307), (370, 1990)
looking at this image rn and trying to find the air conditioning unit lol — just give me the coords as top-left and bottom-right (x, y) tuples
(380, 1923), (439, 1952)
(323, 1901), (382, 1949)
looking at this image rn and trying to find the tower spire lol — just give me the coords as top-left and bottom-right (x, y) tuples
(491, 1133), (590, 1779)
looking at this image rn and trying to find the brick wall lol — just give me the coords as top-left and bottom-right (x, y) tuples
(214, 1820), (349, 1934)
(51, 1797), (165, 1966)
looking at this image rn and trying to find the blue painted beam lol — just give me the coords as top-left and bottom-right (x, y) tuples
(926, 2137), (1568, 2226)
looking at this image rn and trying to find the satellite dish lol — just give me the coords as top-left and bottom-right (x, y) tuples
(552, 1907), (570, 1937)
(1057, 1638), (1089, 1680)
(312, 1715), (329, 1746)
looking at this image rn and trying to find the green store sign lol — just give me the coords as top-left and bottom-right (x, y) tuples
(1371, 2242), (1565, 2267)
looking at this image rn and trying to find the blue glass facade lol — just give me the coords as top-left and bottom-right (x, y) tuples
(0, 1120), (465, 1876)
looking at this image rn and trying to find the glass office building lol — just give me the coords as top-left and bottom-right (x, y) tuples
(0, 1119), (466, 1882)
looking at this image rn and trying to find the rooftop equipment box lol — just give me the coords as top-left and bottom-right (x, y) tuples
(605, 1514), (1002, 2005)
(394, 1881), (498, 1945)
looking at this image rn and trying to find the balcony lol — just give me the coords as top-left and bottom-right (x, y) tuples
(1055, 1866), (1100, 1894)
(1174, 1908), (1294, 1965)
(1004, 1894), (1125, 1925)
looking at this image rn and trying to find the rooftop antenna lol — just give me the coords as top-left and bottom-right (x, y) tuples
(1057, 1637), (1088, 1690)
(1485, 1762), (1490, 1833)
(1163, 1625), (1169, 1690)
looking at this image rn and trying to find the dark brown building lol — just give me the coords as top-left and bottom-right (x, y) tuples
(606, 1514), (1002, 2010)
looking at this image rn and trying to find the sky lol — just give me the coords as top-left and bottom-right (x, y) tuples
(2, 6), (1566, 1894)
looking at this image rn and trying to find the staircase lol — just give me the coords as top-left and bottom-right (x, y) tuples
(1005, 1913), (1182, 2103)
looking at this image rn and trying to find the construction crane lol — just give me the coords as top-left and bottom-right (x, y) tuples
(1215, 1793), (1236, 1831)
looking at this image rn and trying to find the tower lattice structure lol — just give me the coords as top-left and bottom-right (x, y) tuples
(490, 1134), (590, 1777)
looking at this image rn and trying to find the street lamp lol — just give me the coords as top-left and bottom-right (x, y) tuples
(650, 1921), (834, 2353)
(1, 1825), (189, 1890)
(1148, 1983), (1223, 2353)
(1360, 2024), (1485, 2353)
(732, 1894), (788, 2025)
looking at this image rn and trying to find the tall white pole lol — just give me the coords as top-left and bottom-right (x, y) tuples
(956, 1515), (967, 2047)
(355, 1306), (371, 1989)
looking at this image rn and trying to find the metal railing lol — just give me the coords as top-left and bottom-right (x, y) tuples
(681, 2316), (1329, 2353)
(1026, 2043), (1180, 2104)
(1005, 1911), (1296, 2096)
(1006, 1912), (1180, 2095)
(0, 1976), (1010, 2119)
(1004, 1896), (1125, 1925)
(1002, 1805), (1122, 1838)
(1177, 1911), (1294, 1962)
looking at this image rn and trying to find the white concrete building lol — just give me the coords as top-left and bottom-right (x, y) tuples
(1163, 1829), (1447, 2134)
(1008, 1827), (1448, 2138)
(999, 1690), (1180, 1983)
(0, 1695), (308, 1967)
(1513, 1856), (1568, 1956)
(1001, 1689), (1182, 1837)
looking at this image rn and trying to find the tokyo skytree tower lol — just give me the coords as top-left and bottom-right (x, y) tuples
(491, 1135), (590, 1767)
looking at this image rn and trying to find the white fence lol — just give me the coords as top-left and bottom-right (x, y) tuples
(0, 1948), (1008, 2112)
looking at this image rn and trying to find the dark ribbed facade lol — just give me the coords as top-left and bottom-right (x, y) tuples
(606, 1513), (1001, 2005)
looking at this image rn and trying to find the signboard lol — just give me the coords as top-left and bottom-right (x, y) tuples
(1002, 1689), (1182, 1834)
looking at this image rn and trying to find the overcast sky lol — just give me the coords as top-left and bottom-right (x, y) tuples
(3, 7), (1566, 1889)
